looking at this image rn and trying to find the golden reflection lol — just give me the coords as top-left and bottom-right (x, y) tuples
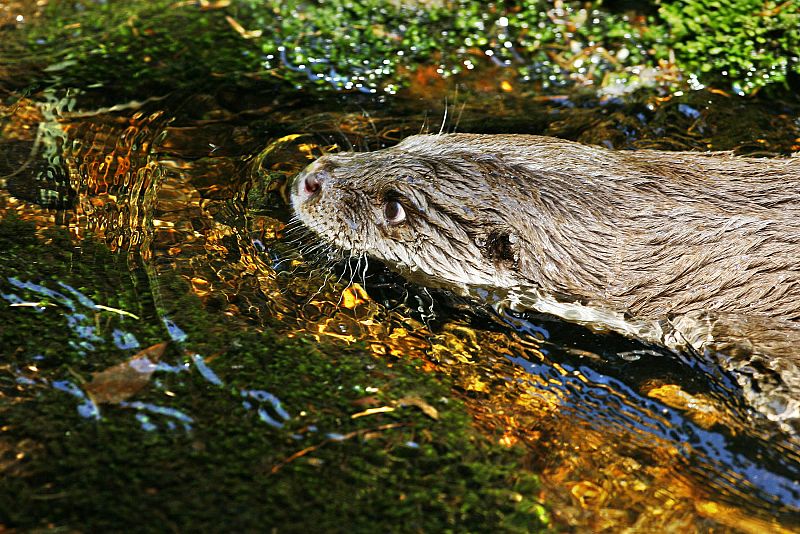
(190, 276), (211, 298)
(646, 383), (736, 431)
(570, 480), (609, 509)
(695, 500), (798, 534)
(340, 283), (369, 309)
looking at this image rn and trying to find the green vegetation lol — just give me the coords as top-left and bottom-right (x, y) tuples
(17, 0), (260, 97)
(0, 215), (548, 531)
(4, 0), (798, 99)
(659, 0), (800, 93)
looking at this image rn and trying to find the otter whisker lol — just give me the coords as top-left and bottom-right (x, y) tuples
(308, 247), (326, 282)
(334, 252), (355, 289)
(334, 126), (355, 152)
(282, 233), (312, 247)
(282, 219), (307, 236)
(305, 270), (333, 308)
(307, 246), (337, 273)
(336, 264), (354, 307)
(351, 254), (361, 289)
(438, 97), (448, 136)
(360, 252), (369, 288)
(453, 101), (466, 134)
(298, 233), (334, 254)
(299, 241), (328, 257)
(357, 104), (380, 142)
(419, 110), (429, 135)
(271, 256), (297, 271)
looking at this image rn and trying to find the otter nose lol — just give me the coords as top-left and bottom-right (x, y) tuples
(295, 160), (334, 201)
(304, 172), (322, 195)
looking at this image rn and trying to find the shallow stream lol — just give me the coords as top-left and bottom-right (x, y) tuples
(2, 5), (800, 531)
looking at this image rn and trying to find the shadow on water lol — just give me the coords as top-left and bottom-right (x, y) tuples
(2, 70), (800, 531)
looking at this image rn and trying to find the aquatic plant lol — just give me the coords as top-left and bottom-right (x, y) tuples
(6, 0), (798, 97)
(658, 0), (800, 93)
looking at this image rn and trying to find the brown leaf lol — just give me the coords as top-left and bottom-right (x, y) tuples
(84, 342), (168, 404)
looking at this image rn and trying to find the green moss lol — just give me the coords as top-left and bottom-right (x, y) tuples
(235, 0), (653, 93)
(0, 215), (548, 532)
(658, 0), (800, 93)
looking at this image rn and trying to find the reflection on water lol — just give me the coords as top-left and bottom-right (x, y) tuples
(504, 339), (799, 514)
(402, 302), (800, 531)
(2, 81), (800, 532)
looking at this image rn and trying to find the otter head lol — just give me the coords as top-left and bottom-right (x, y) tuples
(290, 136), (526, 293)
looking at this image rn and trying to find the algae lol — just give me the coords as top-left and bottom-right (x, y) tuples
(0, 215), (548, 531)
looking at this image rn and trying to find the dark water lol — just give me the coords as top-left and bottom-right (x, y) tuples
(2, 54), (800, 533)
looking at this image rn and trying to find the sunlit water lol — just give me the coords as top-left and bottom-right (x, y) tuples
(2, 73), (800, 531)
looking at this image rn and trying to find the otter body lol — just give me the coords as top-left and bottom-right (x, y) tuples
(292, 133), (800, 322)
(291, 133), (800, 425)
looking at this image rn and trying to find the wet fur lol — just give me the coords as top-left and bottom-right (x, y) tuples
(292, 133), (800, 426)
(294, 134), (799, 319)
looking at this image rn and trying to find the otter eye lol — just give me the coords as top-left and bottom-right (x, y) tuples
(383, 200), (406, 225)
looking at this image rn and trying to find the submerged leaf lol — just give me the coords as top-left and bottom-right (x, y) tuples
(84, 342), (168, 404)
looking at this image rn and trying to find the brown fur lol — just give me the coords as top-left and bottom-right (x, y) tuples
(293, 133), (799, 320)
(291, 133), (800, 425)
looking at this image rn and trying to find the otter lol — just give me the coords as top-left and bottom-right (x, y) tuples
(290, 133), (800, 426)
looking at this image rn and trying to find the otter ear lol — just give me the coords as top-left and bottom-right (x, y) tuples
(482, 229), (519, 268)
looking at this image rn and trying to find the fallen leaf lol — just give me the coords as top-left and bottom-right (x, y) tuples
(84, 342), (168, 404)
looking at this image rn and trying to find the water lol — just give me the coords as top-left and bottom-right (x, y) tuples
(2, 20), (800, 534)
